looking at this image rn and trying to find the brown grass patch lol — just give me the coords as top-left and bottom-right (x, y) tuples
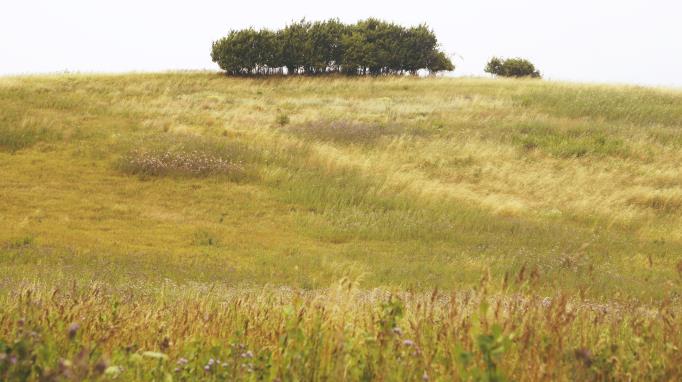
(287, 120), (404, 144)
(627, 191), (682, 213)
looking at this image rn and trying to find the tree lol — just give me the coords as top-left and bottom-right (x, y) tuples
(485, 57), (541, 78)
(254, 29), (281, 74)
(428, 51), (455, 73)
(280, 19), (312, 75)
(484, 57), (504, 77)
(211, 19), (455, 76)
(307, 19), (347, 74)
(211, 29), (256, 75)
(338, 31), (365, 75)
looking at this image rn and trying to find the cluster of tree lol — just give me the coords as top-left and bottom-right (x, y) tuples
(484, 57), (541, 78)
(211, 19), (454, 76)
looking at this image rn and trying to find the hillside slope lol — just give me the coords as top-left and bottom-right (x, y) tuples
(2, 73), (681, 296)
(1, 73), (681, 380)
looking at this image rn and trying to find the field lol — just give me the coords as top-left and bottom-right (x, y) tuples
(1, 72), (681, 380)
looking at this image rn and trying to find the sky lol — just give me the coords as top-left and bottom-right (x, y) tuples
(1, 0), (681, 87)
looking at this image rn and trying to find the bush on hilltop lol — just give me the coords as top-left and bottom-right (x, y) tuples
(485, 57), (541, 78)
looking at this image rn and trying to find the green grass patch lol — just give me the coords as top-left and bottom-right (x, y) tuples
(0, 117), (61, 152)
(509, 120), (629, 158)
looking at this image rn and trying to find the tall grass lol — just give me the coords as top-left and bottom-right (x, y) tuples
(1, 276), (680, 381)
(0, 117), (60, 152)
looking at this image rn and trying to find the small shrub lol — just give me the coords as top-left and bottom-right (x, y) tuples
(485, 57), (541, 78)
(276, 113), (290, 127)
(122, 150), (244, 178)
(119, 135), (252, 181)
(193, 230), (219, 246)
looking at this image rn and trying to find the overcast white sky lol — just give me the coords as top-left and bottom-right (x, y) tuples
(1, 0), (680, 87)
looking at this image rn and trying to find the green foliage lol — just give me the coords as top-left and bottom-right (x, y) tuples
(0, 338), (35, 381)
(211, 28), (282, 75)
(509, 120), (629, 158)
(475, 325), (511, 381)
(211, 19), (454, 76)
(485, 57), (541, 78)
(429, 50), (455, 72)
(280, 19), (311, 75)
(0, 120), (59, 152)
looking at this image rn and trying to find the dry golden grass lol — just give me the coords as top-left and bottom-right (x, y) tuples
(1, 73), (682, 380)
(2, 277), (681, 381)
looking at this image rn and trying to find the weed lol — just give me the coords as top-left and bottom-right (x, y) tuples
(193, 229), (219, 246)
(4, 236), (34, 249)
(276, 112), (290, 126)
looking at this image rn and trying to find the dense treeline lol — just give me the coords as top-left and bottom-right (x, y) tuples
(211, 19), (454, 76)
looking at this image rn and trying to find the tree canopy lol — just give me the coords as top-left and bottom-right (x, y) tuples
(211, 19), (454, 76)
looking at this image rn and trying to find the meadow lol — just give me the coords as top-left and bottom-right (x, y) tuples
(0, 72), (681, 380)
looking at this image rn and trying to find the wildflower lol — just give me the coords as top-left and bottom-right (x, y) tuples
(68, 322), (80, 339)
(392, 327), (403, 336)
(241, 351), (254, 358)
(422, 371), (429, 381)
(177, 357), (189, 366)
(403, 339), (414, 347)
(160, 336), (170, 350)
(574, 348), (593, 367)
(142, 351), (168, 361)
(241, 363), (254, 372)
(94, 360), (108, 374)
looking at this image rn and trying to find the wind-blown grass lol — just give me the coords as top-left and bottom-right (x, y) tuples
(0, 117), (61, 152)
(287, 120), (407, 144)
(1, 73), (681, 380)
(1, 276), (680, 381)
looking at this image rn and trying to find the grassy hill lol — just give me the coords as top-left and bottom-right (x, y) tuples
(1, 73), (681, 380)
